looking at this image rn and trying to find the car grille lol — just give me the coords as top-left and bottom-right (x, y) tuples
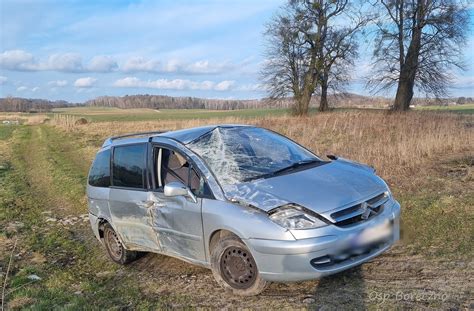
(330, 192), (389, 227)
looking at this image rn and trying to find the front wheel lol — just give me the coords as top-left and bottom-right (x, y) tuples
(211, 235), (268, 296)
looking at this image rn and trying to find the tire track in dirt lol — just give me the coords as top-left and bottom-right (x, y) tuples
(22, 126), (80, 216)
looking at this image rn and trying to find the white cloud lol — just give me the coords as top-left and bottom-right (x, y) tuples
(87, 55), (118, 72)
(113, 76), (234, 91)
(0, 50), (34, 70)
(74, 77), (97, 88)
(122, 57), (161, 72)
(184, 60), (233, 74)
(0, 50), (84, 72)
(161, 59), (181, 72)
(0, 76), (7, 84)
(0, 50), (119, 73)
(113, 77), (141, 87)
(121, 56), (234, 74)
(48, 80), (68, 87)
(16, 85), (40, 92)
(214, 80), (235, 91)
(0, 50), (237, 76)
(40, 53), (82, 71)
(237, 83), (262, 92)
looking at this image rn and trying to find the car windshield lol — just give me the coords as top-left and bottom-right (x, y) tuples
(187, 126), (320, 186)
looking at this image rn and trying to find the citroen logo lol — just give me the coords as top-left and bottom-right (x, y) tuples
(360, 202), (373, 220)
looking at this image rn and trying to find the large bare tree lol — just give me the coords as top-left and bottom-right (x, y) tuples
(369, 0), (469, 111)
(262, 0), (368, 115)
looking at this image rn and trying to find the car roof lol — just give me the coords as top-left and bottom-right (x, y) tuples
(102, 124), (253, 148)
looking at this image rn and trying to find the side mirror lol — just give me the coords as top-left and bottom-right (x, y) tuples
(164, 181), (198, 203)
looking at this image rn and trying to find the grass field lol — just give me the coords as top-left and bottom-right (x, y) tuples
(50, 107), (291, 122)
(415, 103), (474, 114)
(0, 108), (473, 309)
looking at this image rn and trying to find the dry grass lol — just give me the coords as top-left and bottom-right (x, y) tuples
(55, 110), (473, 185)
(50, 114), (80, 129)
(2, 110), (472, 309)
(0, 113), (49, 125)
(52, 107), (161, 115)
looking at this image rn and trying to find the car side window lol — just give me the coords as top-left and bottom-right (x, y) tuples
(155, 147), (211, 197)
(112, 144), (146, 189)
(88, 149), (111, 187)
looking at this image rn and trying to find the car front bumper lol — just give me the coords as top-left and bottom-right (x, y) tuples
(245, 199), (401, 282)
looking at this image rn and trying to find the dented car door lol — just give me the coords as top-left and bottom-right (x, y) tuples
(149, 192), (204, 261)
(108, 143), (161, 252)
(149, 146), (206, 262)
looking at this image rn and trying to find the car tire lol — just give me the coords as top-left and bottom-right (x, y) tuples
(211, 235), (268, 296)
(103, 223), (139, 265)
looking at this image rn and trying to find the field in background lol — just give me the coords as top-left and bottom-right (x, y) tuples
(0, 108), (473, 309)
(52, 109), (472, 183)
(415, 103), (474, 114)
(50, 107), (290, 122)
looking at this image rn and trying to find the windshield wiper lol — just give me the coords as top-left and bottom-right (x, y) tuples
(269, 159), (322, 176)
(242, 159), (323, 182)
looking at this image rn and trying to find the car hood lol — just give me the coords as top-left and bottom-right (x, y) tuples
(224, 159), (388, 214)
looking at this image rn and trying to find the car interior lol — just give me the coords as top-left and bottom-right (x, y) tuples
(155, 147), (200, 193)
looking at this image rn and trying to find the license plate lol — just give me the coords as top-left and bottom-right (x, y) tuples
(351, 219), (393, 248)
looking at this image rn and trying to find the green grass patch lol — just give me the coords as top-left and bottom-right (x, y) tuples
(415, 103), (474, 114)
(0, 125), (16, 140)
(51, 107), (291, 122)
(0, 126), (167, 309)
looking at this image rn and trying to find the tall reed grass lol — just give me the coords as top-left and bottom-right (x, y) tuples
(55, 110), (473, 184)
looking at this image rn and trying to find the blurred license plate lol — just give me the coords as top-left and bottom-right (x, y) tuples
(351, 219), (393, 248)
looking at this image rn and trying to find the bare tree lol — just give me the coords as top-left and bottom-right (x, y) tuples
(261, 8), (313, 115)
(262, 0), (368, 115)
(369, 0), (469, 111)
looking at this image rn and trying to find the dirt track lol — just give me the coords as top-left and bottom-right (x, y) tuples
(1, 124), (472, 309)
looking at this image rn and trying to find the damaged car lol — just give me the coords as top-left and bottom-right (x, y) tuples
(87, 125), (400, 296)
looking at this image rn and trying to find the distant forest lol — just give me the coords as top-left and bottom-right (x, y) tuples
(0, 94), (472, 112)
(84, 94), (398, 110)
(0, 97), (70, 112)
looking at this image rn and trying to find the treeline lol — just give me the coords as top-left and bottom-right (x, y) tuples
(0, 94), (471, 112)
(85, 94), (395, 110)
(0, 97), (71, 112)
(86, 95), (277, 110)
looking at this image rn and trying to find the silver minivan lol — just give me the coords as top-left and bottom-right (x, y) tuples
(87, 125), (400, 295)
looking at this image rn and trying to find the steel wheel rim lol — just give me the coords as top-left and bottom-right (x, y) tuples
(105, 228), (123, 261)
(220, 246), (257, 289)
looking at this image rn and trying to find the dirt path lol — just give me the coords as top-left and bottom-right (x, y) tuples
(1, 125), (472, 309)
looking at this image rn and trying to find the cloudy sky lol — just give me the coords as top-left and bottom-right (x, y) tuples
(0, 0), (473, 103)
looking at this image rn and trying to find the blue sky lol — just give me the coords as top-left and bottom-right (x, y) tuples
(0, 0), (473, 103)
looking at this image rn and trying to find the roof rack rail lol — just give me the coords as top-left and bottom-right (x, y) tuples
(102, 131), (167, 147)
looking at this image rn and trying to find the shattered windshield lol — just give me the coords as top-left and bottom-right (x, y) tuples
(187, 126), (320, 186)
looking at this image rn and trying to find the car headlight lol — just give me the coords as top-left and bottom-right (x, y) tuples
(269, 204), (328, 229)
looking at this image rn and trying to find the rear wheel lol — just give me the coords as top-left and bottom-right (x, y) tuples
(211, 235), (268, 296)
(103, 223), (139, 264)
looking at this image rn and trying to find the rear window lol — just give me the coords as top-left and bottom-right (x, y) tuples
(112, 144), (147, 189)
(88, 149), (111, 187)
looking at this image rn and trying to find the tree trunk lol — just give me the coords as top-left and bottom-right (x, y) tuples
(319, 79), (329, 112)
(393, 39), (419, 111)
(393, 76), (415, 111)
(295, 91), (311, 116)
(393, 2), (423, 111)
(294, 72), (316, 116)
